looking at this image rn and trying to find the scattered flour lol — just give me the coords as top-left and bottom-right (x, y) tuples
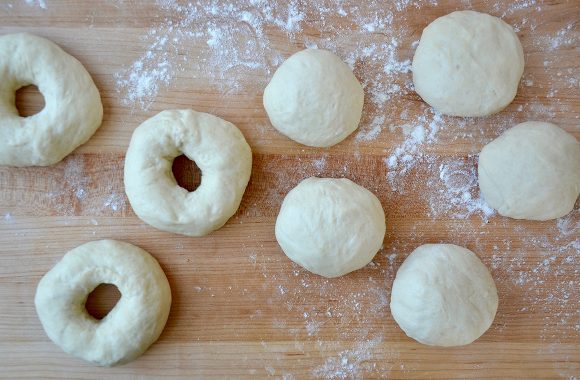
(556, 210), (580, 238)
(7, 0), (578, 377)
(64, 157), (90, 202)
(115, 44), (172, 110)
(312, 156), (328, 172)
(312, 336), (394, 379)
(428, 158), (495, 220)
(355, 115), (385, 142)
(305, 320), (323, 336)
(3, 213), (14, 224)
(490, 217), (579, 341)
(24, 0), (46, 10)
(227, 2), (576, 376)
(541, 22), (577, 51)
(115, 0), (424, 110)
(497, 0), (539, 17)
(42, 156), (126, 216)
(384, 109), (444, 192)
(115, 0), (308, 109)
(103, 192), (125, 212)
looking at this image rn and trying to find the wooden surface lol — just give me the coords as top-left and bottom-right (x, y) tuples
(1, 0), (578, 378)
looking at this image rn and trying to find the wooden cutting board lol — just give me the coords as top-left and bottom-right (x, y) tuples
(0, 1), (578, 378)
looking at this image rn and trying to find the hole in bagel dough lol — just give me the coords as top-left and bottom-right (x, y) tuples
(85, 283), (121, 320)
(172, 154), (202, 192)
(15, 85), (45, 117)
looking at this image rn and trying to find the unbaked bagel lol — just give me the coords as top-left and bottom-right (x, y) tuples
(124, 109), (252, 237)
(34, 240), (171, 367)
(0, 33), (103, 166)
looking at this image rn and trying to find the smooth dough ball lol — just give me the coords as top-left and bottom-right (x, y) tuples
(0, 33), (103, 166)
(412, 11), (524, 117)
(124, 109), (252, 237)
(478, 121), (580, 221)
(275, 177), (385, 278)
(35, 240), (171, 366)
(390, 244), (498, 347)
(263, 49), (364, 147)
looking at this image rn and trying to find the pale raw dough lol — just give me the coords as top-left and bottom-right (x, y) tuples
(0, 33), (103, 166)
(478, 121), (580, 221)
(275, 177), (385, 278)
(124, 109), (252, 237)
(263, 49), (364, 147)
(390, 244), (498, 347)
(412, 11), (524, 117)
(34, 240), (171, 366)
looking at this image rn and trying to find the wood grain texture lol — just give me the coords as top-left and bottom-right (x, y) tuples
(0, 0), (578, 378)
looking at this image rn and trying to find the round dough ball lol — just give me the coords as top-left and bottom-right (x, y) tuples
(412, 10), (524, 117)
(124, 109), (252, 237)
(275, 177), (385, 278)
(478, 121), (580, 221)
(390, 244), (498, 347)
(35, 240), (171, 366)
(0, 33), (103, 166)
(263, 49), (364, 147)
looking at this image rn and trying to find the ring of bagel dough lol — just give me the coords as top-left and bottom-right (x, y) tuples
(0, 33), (103, 166)
(124, 109), (252, 237)
(412, 11), (524, 117)
(34, 240), (171, 367)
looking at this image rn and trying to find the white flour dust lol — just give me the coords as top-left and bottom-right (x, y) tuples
(9, 0), (577, 377)
(490, 213), (579, 341)
(24, 0), (46, 10)
(356, 115), (385, 142)
(115, 38), (172, 110)
(3, 213), (14, 224)
(428, 158), (495, 220)
(384, 109), (443, 192)
(103, 192), (125, 212)
(115, 0), (305, 109)
(115, 0), (423, 111)
(219, 1), (576, 377)
(43, 156), (127, 216)
(312, 336), (396, 379)
(243, 242), (399, 379)
(538, 22), (577, 51)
